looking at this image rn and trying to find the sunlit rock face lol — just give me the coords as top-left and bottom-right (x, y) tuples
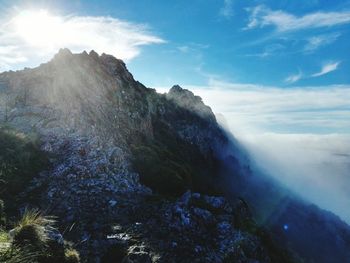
(0, 48), (153, 144)
(0, 49), (228, 153)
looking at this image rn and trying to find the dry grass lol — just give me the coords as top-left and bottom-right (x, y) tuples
(17, 209), (55, 230)
(64, 248), (80, 263)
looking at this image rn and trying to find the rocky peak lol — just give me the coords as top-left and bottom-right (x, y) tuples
(167, 84), (216, 122)
(168, 84), (184, 93)
(53, 48), (73, 61)
(99, 53), (134, 81)
(89, 50), (99, 60)
(47, 49), (133, 82)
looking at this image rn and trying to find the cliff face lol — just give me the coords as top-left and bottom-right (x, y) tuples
(0, 49), (349, 263)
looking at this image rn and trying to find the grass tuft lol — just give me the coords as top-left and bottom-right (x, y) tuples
(64, 248), (80, 263)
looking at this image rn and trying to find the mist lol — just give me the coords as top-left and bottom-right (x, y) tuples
(238, 132), (350, 224)
(156, 82), (350, 224)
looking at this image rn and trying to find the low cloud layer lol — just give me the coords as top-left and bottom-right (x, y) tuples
(180, 80), (350, 134)
(242, 133), (350, 223)
(0, 9), (164, 70)
(156, 81), (350, 223)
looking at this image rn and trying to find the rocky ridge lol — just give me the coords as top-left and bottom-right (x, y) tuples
(0, 49), (278, 262)
(1, 49), (349, 263)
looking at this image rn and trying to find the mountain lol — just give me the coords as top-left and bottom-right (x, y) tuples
(0, 49), (349, 263)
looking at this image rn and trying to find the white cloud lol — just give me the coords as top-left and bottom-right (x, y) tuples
(311, 61), (340, 77)
(156, 80), (350, 135)
(0, 9), (165, 70)
(220, 0), (234, 19)
(242, 133), (350, 224)
(304, 33), (341, 52)
(246, 5), (350, 32)
(285, 70), (302, 83)
(156, 81), (350, 223)
(245, 43), (285, 58)
(283, 61), (340, 83)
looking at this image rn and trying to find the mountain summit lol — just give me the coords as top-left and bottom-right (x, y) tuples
(0, 50), (349, 263)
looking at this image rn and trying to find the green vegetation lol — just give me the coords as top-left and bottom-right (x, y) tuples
(131, 142), (191, 195)
(0, 126), (49, 214)
(131, 118), (220, 196)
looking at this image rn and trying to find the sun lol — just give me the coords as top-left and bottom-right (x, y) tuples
(12, 9), (66, 49)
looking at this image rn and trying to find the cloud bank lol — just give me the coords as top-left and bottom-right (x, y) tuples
(156, 81), (350, 223)
(0, 9), (164, 70)
(242, 133), (350, 223)
(178, 80), (350, 134)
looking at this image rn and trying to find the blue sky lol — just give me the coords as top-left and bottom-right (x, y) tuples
(110, 0), (347, 87)
(1, 0), (349, 87)
(126, 0), (350, 88)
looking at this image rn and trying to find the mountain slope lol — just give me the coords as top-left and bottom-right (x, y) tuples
(0, 49), (349, 263)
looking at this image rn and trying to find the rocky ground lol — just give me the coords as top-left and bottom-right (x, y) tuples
(20, 130), (275, 262)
